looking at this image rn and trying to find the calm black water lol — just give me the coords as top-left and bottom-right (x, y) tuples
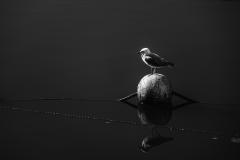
(1, 0), (240, 159)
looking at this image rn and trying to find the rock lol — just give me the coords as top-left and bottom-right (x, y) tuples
(137, 74), (172, 104)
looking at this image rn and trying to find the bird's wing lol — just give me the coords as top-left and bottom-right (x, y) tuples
(158, 56), (174, 67)
(144, 53), (168, 67)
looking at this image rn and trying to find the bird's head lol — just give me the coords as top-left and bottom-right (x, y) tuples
(137, 48), (151, 55)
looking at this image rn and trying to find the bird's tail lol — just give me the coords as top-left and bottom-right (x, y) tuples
(167, 62), (175, 68)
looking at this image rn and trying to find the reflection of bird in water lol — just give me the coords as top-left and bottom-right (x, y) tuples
(140, 134), (173, 153)
(137, 48), (174, 74)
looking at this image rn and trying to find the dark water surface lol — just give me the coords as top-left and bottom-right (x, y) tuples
(1, 0), (240, 159)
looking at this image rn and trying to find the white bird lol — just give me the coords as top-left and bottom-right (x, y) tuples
(137, 48), (174, 74)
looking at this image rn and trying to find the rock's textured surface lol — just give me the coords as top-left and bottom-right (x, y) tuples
(137, 74), (172, 104)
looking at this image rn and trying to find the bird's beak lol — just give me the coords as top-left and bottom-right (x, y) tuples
(137, 51), (140, 54)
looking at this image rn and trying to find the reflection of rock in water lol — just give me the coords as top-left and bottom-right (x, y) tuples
(137, 74), (172, 104)
(137, 102), (172, 126)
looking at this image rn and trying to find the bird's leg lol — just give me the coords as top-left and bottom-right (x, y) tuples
(153, 68), (156, 74)
(151, 68), (157, 74)
(151, 68), (154, 74)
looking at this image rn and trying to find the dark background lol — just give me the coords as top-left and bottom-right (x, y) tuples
(0, 0), (240, 159)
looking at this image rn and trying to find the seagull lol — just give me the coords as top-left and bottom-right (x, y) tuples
(137, 48), (174, 74)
